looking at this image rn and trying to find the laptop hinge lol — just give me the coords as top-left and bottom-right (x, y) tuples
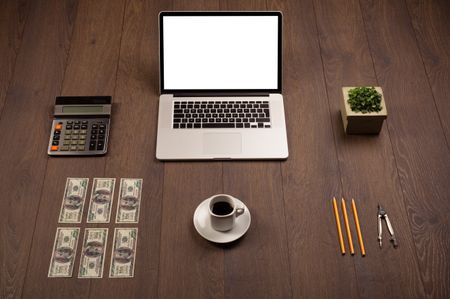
(173, 92), (270, 97)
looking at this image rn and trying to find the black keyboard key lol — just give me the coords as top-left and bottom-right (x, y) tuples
(98, 134), (105, 140)
(174, 109), (183, 113)
(261, 103), (269, 108)
(187, 123), (193, 128)
(202, 123), (235, 128)
(258, 123), (264, 128)
(99, 129), (105, 135)
(91, 129), (98, 134)
(173, 124), (179, 129)
(265, 109), (270, 117)
(245, 123), (250, 128)
(256, 118), (270, 123)
(66, 125), (73, 130)
(52, 141), (59, 145)
(173, 114), (184, 118)
(89, 141), (96, 150)
(92, 124), (98, 129)
(173, 118), (181, 123)
(74, 125), (80, 129)
(91, 134), (97, 140)
(194, 123), (201, 128)
(236, 123), (244, 128)
(53, 135), (60, 140)
(180, 123), (186, 128)
(97, 141), (104, 150)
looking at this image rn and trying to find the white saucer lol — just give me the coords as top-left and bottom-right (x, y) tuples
(193, 196), (251, 244)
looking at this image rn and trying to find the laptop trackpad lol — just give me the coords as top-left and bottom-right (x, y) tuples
(203, 133), (242, 155)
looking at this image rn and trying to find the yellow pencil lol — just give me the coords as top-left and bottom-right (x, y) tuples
(341, 198), (355, 255)
(332, 197), (345, 255)
(351, 198), (366, 256)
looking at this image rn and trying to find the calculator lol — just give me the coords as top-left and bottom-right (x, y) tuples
(47, 96), (112, 156)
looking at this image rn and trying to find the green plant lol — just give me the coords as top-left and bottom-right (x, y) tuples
(347, 87), (382, 113)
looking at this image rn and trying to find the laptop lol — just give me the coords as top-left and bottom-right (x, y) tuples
(156, 11), (288, 160)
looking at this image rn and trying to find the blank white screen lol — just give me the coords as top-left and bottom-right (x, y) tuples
(162, 16), (279, 90)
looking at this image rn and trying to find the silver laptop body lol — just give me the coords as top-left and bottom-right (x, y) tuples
(156, 12), (288, 160)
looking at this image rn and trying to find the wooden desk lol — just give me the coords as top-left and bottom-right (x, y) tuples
(0, 0), (449, 298)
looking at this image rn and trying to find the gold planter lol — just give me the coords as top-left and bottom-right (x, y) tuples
(341, 87), (387, 134)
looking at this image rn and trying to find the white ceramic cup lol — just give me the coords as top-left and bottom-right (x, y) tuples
(209, 194), (245, 232)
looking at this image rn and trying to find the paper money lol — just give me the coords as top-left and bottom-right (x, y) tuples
(59, 178), (89, 223)
(116, 178), (143, 223)
(48, 227), (80, 277)
(87, 178), (116, 223)
(78, 228), (108, 278)
(109, 228), (138, 278)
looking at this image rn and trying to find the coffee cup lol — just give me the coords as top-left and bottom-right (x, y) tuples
(209, 194), (245, 232)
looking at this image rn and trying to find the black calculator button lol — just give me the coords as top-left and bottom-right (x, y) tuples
(53, 135), (60, 140)
(82, 120), (88, 124)
(52, 141), (59, 146)
(92, 124), (98, 129)
(98, 134), (105, 140)
(74, 121), (80, 124)
(81, 125), (87, 129)
(74, 125), (80, 129)
(97, 141), (104, 150)
(89, 141), (96, 150)
(91, 129), (98, 134)
(99, 129), (105, 135)
(67, 121), (73, 124)
(99, 124), (106, 129)
(91, 134), (97, 140)
(66, 125), (72, 130)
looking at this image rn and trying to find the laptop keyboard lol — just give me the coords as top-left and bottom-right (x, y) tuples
(172, 100), (271, 129)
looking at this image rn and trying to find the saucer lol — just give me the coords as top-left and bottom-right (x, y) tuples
(193, 196), (251, 243)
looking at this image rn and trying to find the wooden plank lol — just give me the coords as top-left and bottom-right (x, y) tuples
(313, 0), (426, 297)
(0, 0), (30, 116)
(87, 0), (169, 298)
(157, 1), (225, 298)
(0, 1), (78, 298)
(359, 0), (450, 297)
(268, 0), (358, 297)
(406, 0), (450, 147)
(219, 1), (292, 298)
(21, 0), (126, 298)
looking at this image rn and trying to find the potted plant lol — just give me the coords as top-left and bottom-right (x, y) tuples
(341, 86), (387, 134)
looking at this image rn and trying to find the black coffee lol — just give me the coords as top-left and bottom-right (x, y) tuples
(212, 201), (233, 215)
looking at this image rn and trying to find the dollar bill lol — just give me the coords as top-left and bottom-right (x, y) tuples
(109, 228), (138, 278)
(116, 178), (143, 223)
(48, 227), (80, 277)
(78, 228), (108, 278)
(59, 178), (89, 223)
(87, 178), (116, 223)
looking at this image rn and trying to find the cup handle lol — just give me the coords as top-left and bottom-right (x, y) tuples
(236, 207), (245, 217)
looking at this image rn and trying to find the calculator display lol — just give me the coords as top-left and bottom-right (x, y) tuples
(63, 106), (104, 113)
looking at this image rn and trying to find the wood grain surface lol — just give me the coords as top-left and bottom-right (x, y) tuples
(0, 0), (448, 298)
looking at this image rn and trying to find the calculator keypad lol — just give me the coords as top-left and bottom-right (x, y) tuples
(48, 118), (109, 155)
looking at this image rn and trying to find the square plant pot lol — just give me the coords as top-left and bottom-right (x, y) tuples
(341, 86), (387, 134)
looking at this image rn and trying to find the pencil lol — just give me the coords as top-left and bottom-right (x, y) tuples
(341, 198), (355, 255)
(351, 198), (366, 256)
(332, 197), (345, 255)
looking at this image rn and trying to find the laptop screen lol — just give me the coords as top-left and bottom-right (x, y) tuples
(160, 12), (282, 93)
